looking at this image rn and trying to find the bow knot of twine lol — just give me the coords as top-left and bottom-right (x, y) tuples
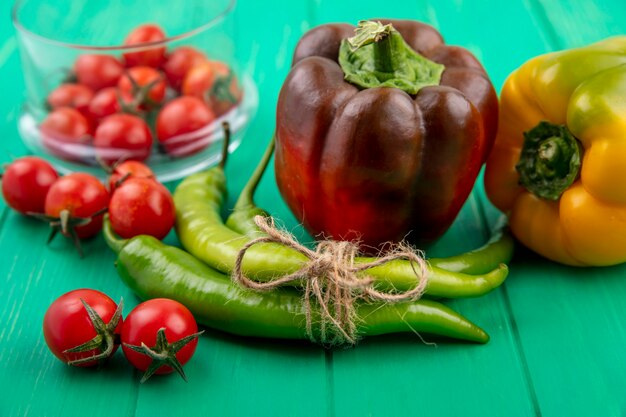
(232, 215), (429, 346)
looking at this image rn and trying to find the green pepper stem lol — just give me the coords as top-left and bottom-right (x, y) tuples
(219, 122), (231, 170)
(233, 136), (275, 211)
(347, 21), (397, 73)
(516, 121), (583, 200)
(103, 216), (128, 255)
(339, 20), (444, 95)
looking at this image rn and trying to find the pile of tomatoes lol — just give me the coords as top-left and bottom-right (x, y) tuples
(2, 157), (198, 381)
(41, 23), (242, 163)
(1, 156), (175, 256)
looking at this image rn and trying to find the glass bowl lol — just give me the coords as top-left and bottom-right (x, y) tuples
(12, 0), (257, 182)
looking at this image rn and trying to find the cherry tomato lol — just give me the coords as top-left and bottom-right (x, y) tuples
(88, 87), (121, 120)
(182, 60), (242, 116)
(108, 160), (155, 192)
(75, 55), (124, 91)
(1, 156), (58, 214)
(43, 289), (123, 367)
(45, 173), (109, 239)
(156, 96), (215, 157)
(123, 24), (167, 68)
(47, 83), (94, 115)
(94, 114), (153, 165)
(109, 177), (174, 239)
(40, 107), (91, 161)
(121, 299), (200, 378)
(163, 46), (207, 90)
(118, 66), (166, 109)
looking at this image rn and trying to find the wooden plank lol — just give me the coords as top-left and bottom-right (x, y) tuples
(491, 1), (626, 416)
(504, 251), (626, 417)
(309, 0), (542, 416)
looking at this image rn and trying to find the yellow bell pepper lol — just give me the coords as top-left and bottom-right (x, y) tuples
(484, 37), (626, 266)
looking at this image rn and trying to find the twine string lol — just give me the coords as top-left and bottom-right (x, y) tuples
(232, 215), (429, 346)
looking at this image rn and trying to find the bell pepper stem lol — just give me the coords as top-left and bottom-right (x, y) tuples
(340, 20), (444, 95)
(233, 135), (275, 211)
(348, 21), (397, 73)
(516, 121), (582, 200)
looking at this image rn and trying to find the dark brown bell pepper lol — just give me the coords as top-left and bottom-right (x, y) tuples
(275, 20), (498, 249)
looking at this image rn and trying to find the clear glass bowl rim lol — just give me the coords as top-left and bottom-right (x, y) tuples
(11, 0), (236, 51)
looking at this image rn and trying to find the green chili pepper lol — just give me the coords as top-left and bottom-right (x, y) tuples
(428, 216), (515, 275)
(174, 161), (510, 298)
(104, 219), (489, 344)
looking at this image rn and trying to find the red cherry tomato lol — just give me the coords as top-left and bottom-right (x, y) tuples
(43, 289), (123, 367)
(156, 96), (215, 157)
(1, 157), (58, 214)
(163, 46), (207, 90)
(123, 24), (167, 68)
(40, 107), (91, 161)
(108, 160), (155, 192)
(75, 55), (124, 91)
(45, 173), (109, 239)
(47, 83), (94, 115)
(182, 60), (242, 116)
(109, 177), (175, 239)
(94, 114), (153, 165)
(121, 299), (200, 377)
(118, 66), (166, 109)
(88, 87), (121, 120)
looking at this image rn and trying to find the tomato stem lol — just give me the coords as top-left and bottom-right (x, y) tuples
(29, 209), (101, 258)
(123, 327), (204, 383)
(65, 298), (124, 366)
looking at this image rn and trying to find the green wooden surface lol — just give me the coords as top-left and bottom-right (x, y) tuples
(1, 0), (626, 416)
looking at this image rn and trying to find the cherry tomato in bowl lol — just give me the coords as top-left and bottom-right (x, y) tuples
(43, 289), (123, 367)
(40, 107), (92, 161)
(118, 66), (166, 109)
(156, 96), (215, 157)
(1, 156), (58, 214)
(163, 46), (207, 90)
(123, 24), (167, 68)
(121, 298), (202, 382)
(94, 114), (153, 166)
(47, 83), (94, 115)
(182, 60), (242, 116)
(88, 87), (122, 121)
(75, 55), (124, 91)
(108, 177), (175, 239)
